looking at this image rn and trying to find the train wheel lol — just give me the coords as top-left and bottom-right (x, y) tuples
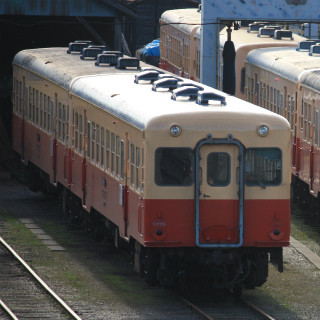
(232, 284), (243, 297)
(143, 248), (158, 286)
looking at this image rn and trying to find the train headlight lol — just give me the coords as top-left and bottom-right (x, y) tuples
(257, 124), (269, 137)
(169, 124), (182, 137)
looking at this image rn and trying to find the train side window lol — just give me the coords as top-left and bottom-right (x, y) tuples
(308, 104), (312, 141)
(75, 112), (79, 151)
(31, 88), (36, 123)
(270, 87), (273, 111)
(92, 122), (96, 162)
(304, 102), (308, 139)
(131, 144), (135, 187)
(44, 94), (47, 129)
(36, 90), (39, 125)
(106, 130), (110, 171)
(136, 147), (140, 190)
(121, 140), (125, 180)
(280, 92), (283, 116)
(96, 124), (100, 166)
(111, 133), (115, 175)
(58, 103), (62, 140)
(245, 148), (282, 186)
(207, 152), (230, 186)
(315, 110), (319, 146)
(101, 127), (105, 168)
(87, 121), (91, 159)
(116, 135), (120, 177)
(62, 104), (66, 142)
(155, 148), (193, 186)
(50, 98), (54, 134)
(41, 93), (45, 129)
(79, 115), (83, 155)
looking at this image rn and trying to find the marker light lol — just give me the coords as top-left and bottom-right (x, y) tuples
(257, 124), (269, 137)
(169, 124), (182, 137)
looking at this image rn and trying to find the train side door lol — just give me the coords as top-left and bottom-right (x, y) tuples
(194, 135), (245, 248)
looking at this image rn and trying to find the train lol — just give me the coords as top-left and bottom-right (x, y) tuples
(11, 42), (291, 294)
(159, 7), (320, 215)
(159, 8), (306, 99)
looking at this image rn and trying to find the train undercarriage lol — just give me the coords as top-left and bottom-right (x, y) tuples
(292, 175), (320, 217)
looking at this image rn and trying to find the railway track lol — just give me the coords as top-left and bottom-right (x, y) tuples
(0, 236), (82, 320)
(181, 288), (277, 320)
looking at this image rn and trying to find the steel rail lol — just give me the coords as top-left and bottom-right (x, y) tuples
(0, 299), (19, 320)
(0, 236), (82, 320)
(181, 293), (277, 320)
(240, 297), (277, 320)
(180, 297), (215, 320)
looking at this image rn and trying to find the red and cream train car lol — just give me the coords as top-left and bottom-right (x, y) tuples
(12, 46), (291, 293)
(245, 43), (320, 212)
(159, 8), (305, 100)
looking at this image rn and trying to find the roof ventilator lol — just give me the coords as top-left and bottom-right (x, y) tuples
(274, 30), (293, 40)
(67, 41), (92, 54)
(171, 85), (203, 100)
(140, 67), (165, 74)
(196, 92), (226, 106)
(258, 26), (281, 37)
(152, 77), (180, 91)
(296, 40), (317, 51)
(95, 52), (123, 66)
(116, 57), (140, 70)
(247, 22), (269, 33)
(80, 47), (104, 60)
(134, 70), (161, 84)
(309, 44), (320, 56)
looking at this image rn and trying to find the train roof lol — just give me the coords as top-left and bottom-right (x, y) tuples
(13, 47), (144, 91)
(220, 27), (305, 50)
(160, 8), (201, 34)
(246, 46), (320, 82)
(13, 47), (289, 131)
(301, 70), (320, 92)
(160, 8), (305, 48)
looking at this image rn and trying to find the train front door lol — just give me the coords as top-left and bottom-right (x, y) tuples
(194, 134), (245, 248)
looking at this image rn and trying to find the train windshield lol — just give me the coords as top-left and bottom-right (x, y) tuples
(245, 148), (282, 187)
(155, 148), (193, 186)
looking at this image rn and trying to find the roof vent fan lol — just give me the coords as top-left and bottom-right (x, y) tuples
(103, 51), (123, 57)
(95, 54), (118, 66)
(297, 40), (317, 51)
(274, 30), (293, 40)
(152, 78), (180, 91)
(258, 26), (281, 37)
(80, 47), (103, 60)
(247, 22), (268, 33)
(67, 41), (91, 54)
(171, 85), (202, 101)
(196, 91), (226, 106)
(116, 57), (140, 69)
(134, 70), (160, 84)
(177, 82), (204, 90)
(140, 67), (165, 74)
(309, 44), (320, 56)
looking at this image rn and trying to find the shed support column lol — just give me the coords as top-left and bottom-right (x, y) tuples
(200, 4), (219, 88)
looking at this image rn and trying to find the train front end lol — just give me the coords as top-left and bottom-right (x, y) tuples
(140, 96), (291, 291)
